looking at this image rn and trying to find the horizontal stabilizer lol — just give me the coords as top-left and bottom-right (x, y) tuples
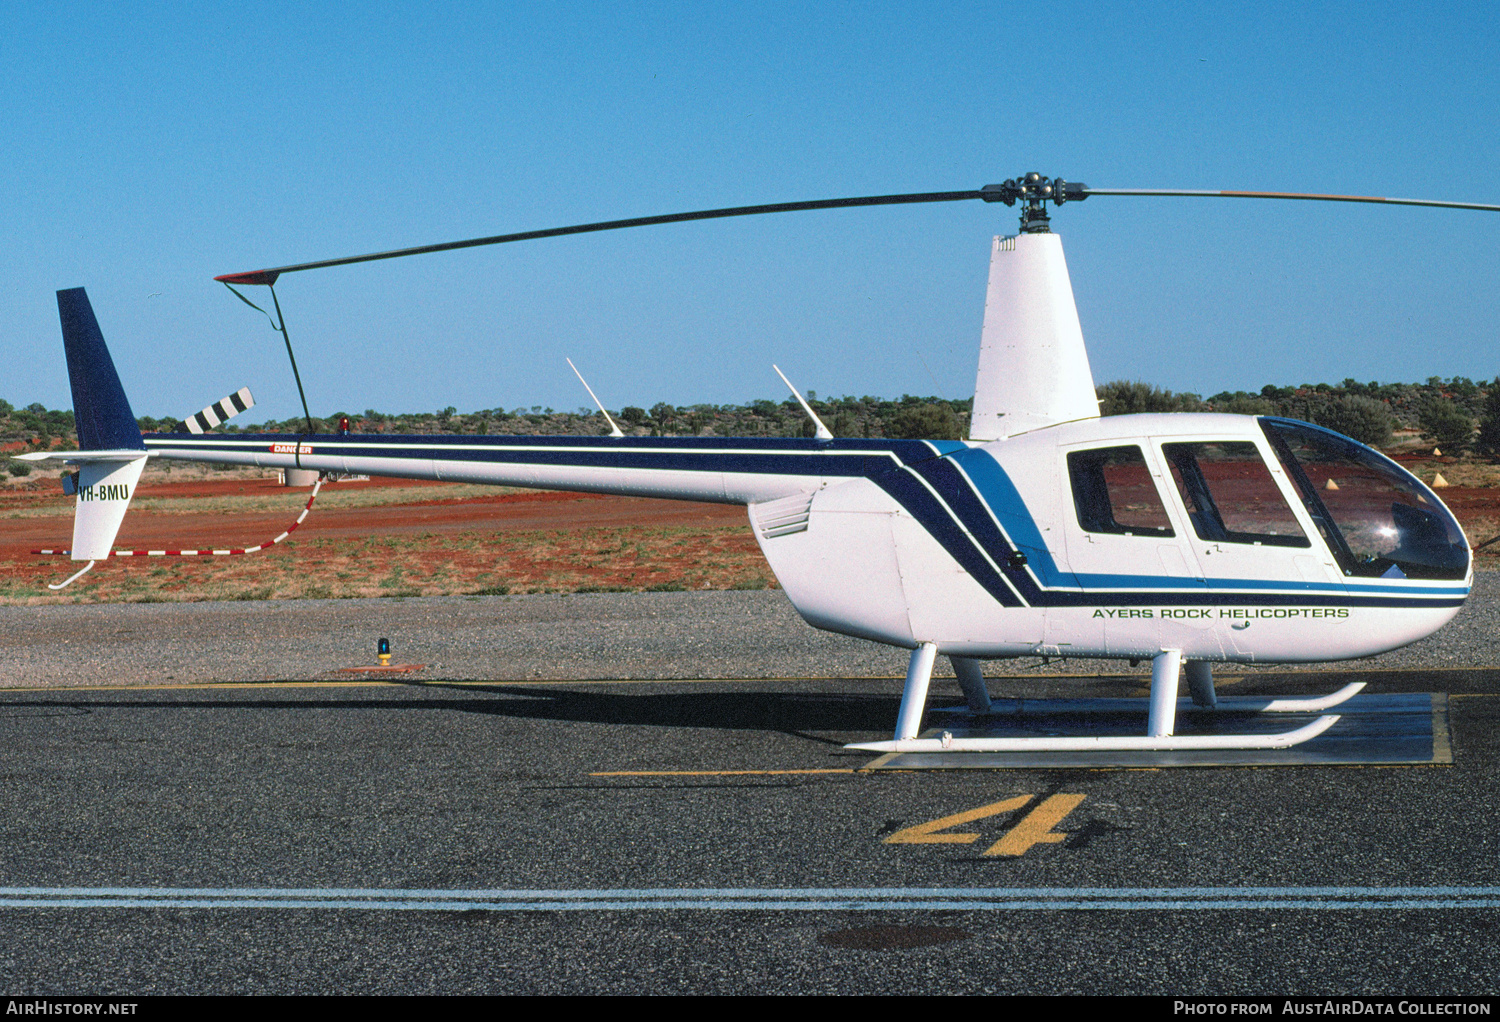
(185, 387), (255, 434)
(15, 449), (156, 464)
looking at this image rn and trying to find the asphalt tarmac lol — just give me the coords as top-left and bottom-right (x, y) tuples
(1, 581), (1499, 995)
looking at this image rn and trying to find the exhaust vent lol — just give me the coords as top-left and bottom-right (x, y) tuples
(754, 492), (815, 539)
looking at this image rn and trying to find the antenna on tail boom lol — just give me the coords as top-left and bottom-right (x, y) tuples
(566, 359), (625, 438)
(772, 365), (833, 441)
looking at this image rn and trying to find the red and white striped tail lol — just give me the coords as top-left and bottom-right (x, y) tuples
(185, 387), (254, 434)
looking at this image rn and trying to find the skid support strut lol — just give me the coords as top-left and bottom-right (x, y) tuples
(1186, 660), (1217, 708)
(848, 646), (1351, 755)
(950, 656), (992, 714)
(1147, 649), (1182, 737)
(894, 643), (939, 741)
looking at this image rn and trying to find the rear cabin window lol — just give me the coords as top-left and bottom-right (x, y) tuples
(1161, 441), (1309, 547)
(1067, 446), (1175, 537)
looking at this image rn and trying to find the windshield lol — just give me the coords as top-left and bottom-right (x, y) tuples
(1260, 418), (1469, 580)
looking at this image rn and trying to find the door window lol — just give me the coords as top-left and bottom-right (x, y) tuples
(1067, 445), (1174, 537)
(1161, 441), (1309, 548)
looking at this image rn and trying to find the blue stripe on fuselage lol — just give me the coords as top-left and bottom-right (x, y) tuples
(940, 447), (1467, 608)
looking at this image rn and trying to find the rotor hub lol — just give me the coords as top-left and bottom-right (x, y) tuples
(980, 173), (1089, 233)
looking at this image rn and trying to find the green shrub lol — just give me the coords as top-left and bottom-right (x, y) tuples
(1310, 395), (1396, 448)
(6, 460), (30, 478)
(1097, 381), (1203, 416)
(1215, 395), (1279, 416)
(1418, 399), (1475, 454)
(1475, 386), (1500, 461)
(887, 403), (962, 440)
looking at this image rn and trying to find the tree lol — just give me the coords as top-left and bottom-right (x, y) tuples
(888, 403), (961, 440)
(1474, 385), (1500, 461)
(1310, 395), (1396, 448)
(649, 402), (676, 429)
(1096, 381), (1202, 416)
(1417, 398), (1475, 454)
(831, 411), (863, 438)
(1210, 393), (1278, 416)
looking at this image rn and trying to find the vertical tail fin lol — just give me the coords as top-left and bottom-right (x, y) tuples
(57, 288), (144, 451)
(52, 288), (148, 564)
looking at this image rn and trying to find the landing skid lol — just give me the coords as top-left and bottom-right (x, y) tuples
(848, 647), (1357, 755)
(929, 681), (1367, 716)
(846, 714), (1340, 754)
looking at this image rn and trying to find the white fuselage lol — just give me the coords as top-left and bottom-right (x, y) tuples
(750, 414), (1469, 663)
(144, 411), (1470, 665)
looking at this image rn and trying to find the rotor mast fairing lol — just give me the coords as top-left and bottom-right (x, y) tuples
(968, 233), (1099, 441)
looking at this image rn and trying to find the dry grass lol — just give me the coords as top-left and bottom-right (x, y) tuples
(2, 525), (777, 605)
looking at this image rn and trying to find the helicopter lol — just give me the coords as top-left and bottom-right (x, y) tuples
(25, 173), (1495, 754)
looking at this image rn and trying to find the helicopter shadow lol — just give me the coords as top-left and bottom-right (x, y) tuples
(414, 681), (901, 737)
(0, 682), (905, 739)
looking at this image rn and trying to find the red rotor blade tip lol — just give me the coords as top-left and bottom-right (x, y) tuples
(215, 271), (281, 286)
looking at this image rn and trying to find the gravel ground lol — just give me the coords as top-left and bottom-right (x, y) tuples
(1, 571), (1494, 687)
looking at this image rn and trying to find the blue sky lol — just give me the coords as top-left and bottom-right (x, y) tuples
(3, 1), (1497, 422)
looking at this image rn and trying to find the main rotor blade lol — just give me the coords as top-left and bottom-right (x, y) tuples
(1084, 188), (1500, 213)
(216, 179), (1500, 286)
(214, 189), (986, 285)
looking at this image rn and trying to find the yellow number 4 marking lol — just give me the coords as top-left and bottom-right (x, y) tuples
(883, 794), (1087, 857)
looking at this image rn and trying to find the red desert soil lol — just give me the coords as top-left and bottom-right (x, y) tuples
(0, 475), (770, 603)
(0, 478), (747, 551)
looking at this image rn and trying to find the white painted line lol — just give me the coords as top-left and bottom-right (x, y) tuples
(3, 886), (1500, 911)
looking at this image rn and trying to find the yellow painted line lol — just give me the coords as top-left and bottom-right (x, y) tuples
(883, 796), (1032, 845)
(984, 794), (1087, 857)
(8, 673), (1498, 697)
(590, 768), (856, 777)
(399, 678), (780, 687)
(0, 677), (771, 695)
(0, 680), (399, 693)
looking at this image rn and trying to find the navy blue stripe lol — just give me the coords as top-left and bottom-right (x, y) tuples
(869, 467), (1024, 607)
(144, 434), (944, 478)
(147, 433), (941, 457)
(1030, 590), (1465, 609)
(907, 456), (1044, 599)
